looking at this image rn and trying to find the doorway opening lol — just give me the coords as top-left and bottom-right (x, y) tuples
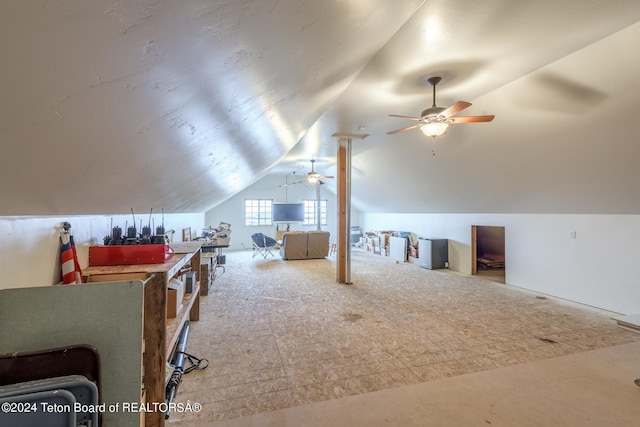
(471, 225), (505, 283)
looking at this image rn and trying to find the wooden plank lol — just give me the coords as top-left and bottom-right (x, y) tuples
(170, 241), (203, 254)
(190, 283), (200, 322)
(165, 282), (200, 359)
(189, 247), (201, 283)
(84, 253), (189, 276)
(86, 272), (147, 283)
(144, 272), (167, 427)
(471, 225), (478, 275)
(165, 254), (192, 280)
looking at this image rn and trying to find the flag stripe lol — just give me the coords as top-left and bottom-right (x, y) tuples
(60, 229), (83, 284)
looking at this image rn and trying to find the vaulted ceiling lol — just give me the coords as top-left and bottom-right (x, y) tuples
(2, 0), (640, 216)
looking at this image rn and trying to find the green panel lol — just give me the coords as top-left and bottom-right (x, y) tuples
(0, 281), (144, 427)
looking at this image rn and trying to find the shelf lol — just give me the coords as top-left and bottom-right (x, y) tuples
(165, 282), (200, 360)
(82, 241), (202, 427)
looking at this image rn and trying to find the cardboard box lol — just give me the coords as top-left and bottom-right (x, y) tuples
(214, 235), (230, 246)
(167, 277), (185, 319)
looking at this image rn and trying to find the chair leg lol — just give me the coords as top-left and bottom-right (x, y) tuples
(329, 243), (336, 256)
(253, 237), (277, 259)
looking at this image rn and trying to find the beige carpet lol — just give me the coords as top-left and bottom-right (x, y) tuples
(167, 249), (640, 425)
(207, 341), (640, 427)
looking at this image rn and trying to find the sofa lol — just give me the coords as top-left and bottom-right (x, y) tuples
(279, 231), (330, 260)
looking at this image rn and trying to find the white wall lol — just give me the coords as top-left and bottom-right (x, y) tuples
(0, 213), (204, 290)
(7, 208), (635, 316)
(362, 213), (640, 315)
(206, 174), (355, 251)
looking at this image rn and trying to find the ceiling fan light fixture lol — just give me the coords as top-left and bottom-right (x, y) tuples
(307, 172), (320, 183)
(421, 121), (449, 138)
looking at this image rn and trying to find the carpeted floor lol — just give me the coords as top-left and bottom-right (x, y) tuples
(167, 249), (639, 425)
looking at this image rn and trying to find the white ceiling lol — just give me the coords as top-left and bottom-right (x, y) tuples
(2, 0), (640, 216)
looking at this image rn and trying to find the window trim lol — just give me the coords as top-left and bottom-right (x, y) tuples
(303, 199), (328, 226)
(244, 198), (273, 226)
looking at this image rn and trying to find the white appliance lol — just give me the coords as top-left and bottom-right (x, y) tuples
(419, 238), (448, 269)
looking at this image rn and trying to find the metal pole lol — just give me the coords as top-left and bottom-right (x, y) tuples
(316, 181), (322, 231)
(345, 137), (352, 284)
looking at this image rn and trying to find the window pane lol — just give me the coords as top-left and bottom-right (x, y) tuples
(303, 199), (327, 226)
(303, 200), (315, 225)
(245, 199), (273, 226)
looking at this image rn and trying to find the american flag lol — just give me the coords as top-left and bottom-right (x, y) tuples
(60, 223), (83, 284)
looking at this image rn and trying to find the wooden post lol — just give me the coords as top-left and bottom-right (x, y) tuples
(337, 142), (348, 283)
(189, 250), (201, 321)
(333, 133), (368, 284)
(144, 272), (167, 427)
(471, 225), (478, 276)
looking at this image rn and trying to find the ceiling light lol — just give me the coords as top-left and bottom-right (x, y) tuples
(307, 172), (320, 183)
(421, 122), (449, 138)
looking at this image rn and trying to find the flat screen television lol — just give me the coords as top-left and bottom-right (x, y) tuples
(273, 203), (304, 223)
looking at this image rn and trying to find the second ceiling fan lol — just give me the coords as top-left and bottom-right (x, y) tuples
(306, 159), (333, 184)
(387, 76), (495, 138)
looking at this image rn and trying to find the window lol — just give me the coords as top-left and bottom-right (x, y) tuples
(244, 199), (273, 226)
(303, 199), (327, 226)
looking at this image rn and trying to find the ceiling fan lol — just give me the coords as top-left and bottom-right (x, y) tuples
(306, 159), (333, 184)
(387, 76), (495, 138)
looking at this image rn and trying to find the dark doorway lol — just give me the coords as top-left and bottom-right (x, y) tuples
(471, 225), (505, 283)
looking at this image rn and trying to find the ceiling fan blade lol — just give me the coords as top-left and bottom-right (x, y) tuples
(389, 114), (422, 121)
(448, 115), (495, 123)
(279, 179), (305, 187)
(440, 101), (472, 118)
(320, 175), (334, 179)
(387, 124), (423, 135)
